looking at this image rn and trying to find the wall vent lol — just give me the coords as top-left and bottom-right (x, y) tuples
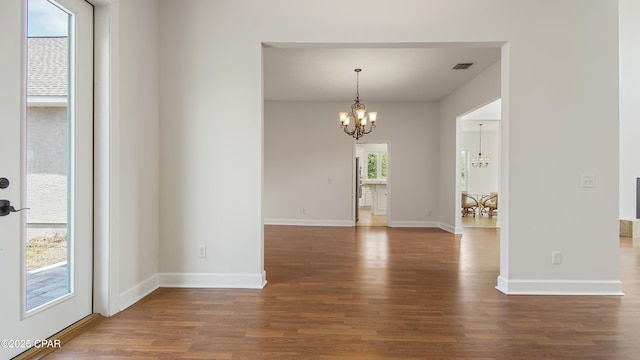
(452, 63), (474, 70)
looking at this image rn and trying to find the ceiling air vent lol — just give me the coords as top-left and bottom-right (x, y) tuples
(452, 63), (474, 70)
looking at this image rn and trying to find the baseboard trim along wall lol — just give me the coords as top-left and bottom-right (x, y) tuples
(264, 219), (352, 227)
(159, 272), (267, 289)
(118, 274), (160, 312)
(116, 272), (267, 314)
(388, 221), (439, 228)
(496, 276), (624, 295)
(437, 222), (459, 234)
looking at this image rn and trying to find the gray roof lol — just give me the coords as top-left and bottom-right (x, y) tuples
(28, 37), (68, 97)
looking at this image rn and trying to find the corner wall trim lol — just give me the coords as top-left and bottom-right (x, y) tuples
(437, 222), (459, 234)
(159, 272), (267, 289)
(264, 219), (352, 227)
(118, 274), (159, 312)
(495, 276), (624, 295)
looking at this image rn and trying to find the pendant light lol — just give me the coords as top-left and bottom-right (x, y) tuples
(471, 123), (489, 168)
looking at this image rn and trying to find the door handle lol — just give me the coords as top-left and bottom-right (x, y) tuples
(0, 199), (29, 217)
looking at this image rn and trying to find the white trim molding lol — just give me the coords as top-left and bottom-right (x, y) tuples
(159, 271), (267, 289)
(264, 219), (352, 227)
(92, 0), (121, 318)
(118, 274), (159, 312)
(388, 221), (439, 228)
(496, 276), (624, 296)
(438, 222), (460, 234)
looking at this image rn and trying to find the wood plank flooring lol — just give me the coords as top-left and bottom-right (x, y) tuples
(44, 226), (640, 359)
(356, 208), (387, 227)
(461, 213), (498, 228)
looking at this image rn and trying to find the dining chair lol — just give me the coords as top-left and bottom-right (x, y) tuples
(461, 191), (478, 217)
(481, 192), (498, 217)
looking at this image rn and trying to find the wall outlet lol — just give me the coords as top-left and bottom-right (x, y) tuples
(551, 251), (562, 265)
(302, 208), (307, 214)
(581, 174), (595, 188)
(199, 245), (207, 258)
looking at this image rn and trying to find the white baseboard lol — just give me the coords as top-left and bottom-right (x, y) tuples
(118, 274), (159, 312)
(496, 276), (624, 295)
(159, 271), (267, 289)
(264, 219), (352, 227)
(437, 222), (460, 234)
(388, 221), (438, 228)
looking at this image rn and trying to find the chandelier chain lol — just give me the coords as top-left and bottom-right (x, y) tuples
(355, 70), (360, 101)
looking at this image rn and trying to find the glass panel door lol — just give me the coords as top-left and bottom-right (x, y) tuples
(26, 0), (72, 311)
(0, 0), (93, 357)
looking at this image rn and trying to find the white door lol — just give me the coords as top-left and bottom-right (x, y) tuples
(0, 0), (93, 358)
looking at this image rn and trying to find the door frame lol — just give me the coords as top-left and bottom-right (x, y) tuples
(455, 99), (502, 232)
(92, 0), (120, 317)
(352, 141), (391, 226)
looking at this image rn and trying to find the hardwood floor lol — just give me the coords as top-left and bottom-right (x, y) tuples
(44, 226), (640, 359)
(356, 208), (387, 227)
(461, 213), (498, 228)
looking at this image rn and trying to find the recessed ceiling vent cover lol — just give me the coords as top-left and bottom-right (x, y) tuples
(452, 63), (474, 70)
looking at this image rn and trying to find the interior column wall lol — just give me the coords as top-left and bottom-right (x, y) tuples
(93, 0), (161, 316)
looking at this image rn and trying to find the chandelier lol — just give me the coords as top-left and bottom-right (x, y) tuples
(338, 68), (377, 139)
(471, 123), (490, 168)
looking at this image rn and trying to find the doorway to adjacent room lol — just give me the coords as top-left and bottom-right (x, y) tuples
(355, 143), (389, 227)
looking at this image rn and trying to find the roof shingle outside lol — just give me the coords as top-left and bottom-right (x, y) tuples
(28, 37), (68, 97)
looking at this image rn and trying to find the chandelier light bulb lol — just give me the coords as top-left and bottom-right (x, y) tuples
(339, 112), (348, 124)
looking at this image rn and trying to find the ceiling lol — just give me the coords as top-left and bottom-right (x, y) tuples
(461, 99), (502, 132)
(263, 46), (501, 102)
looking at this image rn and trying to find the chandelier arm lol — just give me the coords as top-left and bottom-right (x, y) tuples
(343, 126), (355, 136)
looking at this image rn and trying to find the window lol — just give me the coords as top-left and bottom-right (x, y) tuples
(461, 149), (468, 191)
(367, 153), (377, 179)
(366, 152), (387, 180)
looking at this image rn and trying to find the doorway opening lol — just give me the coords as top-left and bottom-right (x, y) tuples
(355, 143), (388, 227)
(458, 99), (501, 229)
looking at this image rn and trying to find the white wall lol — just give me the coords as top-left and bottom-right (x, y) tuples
(619, 0), (640, 220)
(264, 101), (439, 227)
(159, 0), (621, 295)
